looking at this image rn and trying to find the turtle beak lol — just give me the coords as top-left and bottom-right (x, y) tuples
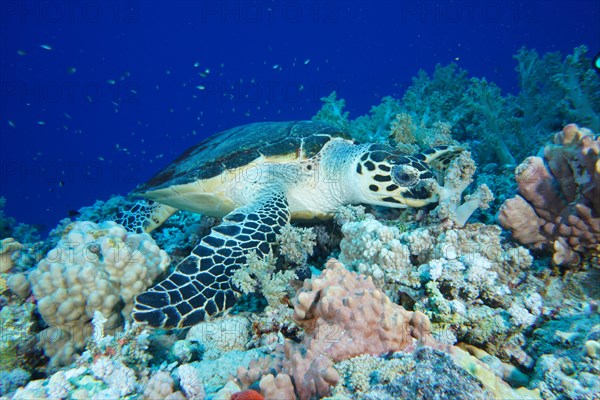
(395, 179), (439, 207)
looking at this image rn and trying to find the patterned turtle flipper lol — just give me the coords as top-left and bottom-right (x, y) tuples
(132, 189), (290, 329)
(420, 145), (465, 173)
(115, 200), (179, 234)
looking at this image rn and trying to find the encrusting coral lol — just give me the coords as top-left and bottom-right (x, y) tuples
(338, 215), (540, 362)
(499, 124), (600, 267)
(11, 312), (202, 400)
(237, 259), (541, 400)
(0, 238), (22, 273)
(27, 221), (170, 369)
(238, 258), (441, 399)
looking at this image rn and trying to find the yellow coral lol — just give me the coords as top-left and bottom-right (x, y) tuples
(0, 237), (22, 273)
(29, 220), (170, 369)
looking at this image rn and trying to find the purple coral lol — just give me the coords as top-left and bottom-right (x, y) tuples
(237, 258), (438, 399)
(499, 124), (600, 267)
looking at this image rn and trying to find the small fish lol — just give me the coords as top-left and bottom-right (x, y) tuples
(68, 67), (77, 74)
(193, 62), (199, 68)
(17, 50), (26, 56)
(8, 120), (15, 128)
(231, 390), (264, 400)
(304, 58), (310, 65)
(273, 64), (279, 69)
(196, 85), (205, 90)
(107, 79), (116, 85)
(37, 121), (45, 126)
(40, 44), (53, 50)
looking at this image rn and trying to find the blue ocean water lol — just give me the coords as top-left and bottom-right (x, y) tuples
(0, 0), (599, 232)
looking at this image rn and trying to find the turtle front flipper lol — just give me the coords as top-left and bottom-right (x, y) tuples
(420, 145), (465, 173)
(132, 189), (290, 329)
(115, 200), (178, 234)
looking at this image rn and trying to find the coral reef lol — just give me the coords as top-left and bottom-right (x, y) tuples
(524, 291), (600, 400)
(3, 45), (600, 400)
(186, 315), (250, 360)
(238, 258), (439, 399)
(27, 221), (169, 369)
(276, 224), (316, 265)
(150, 210), (216, 260)
(175, 363), (206, 400)
(0, 197), (41, 243)
(313, 46), (599, 167)
(0, 300), (36, 371)
(232, 250), (297, 308)
(499, 124), (599, 267)
(11, 313), (194, 399)
(513, 45), (600, 139)
(339, 216), (539, 359)
(433, 150), (494, 227)
(337, 348), (495, 400)
(0, 368), (31, 397)
(238, 259), (540, 399)
(0, 238), (21, 273)
(75, 195), (133, 224)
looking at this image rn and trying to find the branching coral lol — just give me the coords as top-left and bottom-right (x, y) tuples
(312, 46), (599, 167)
(434, 151), (494, 227)
(514, 46), (600, 135)
(499, 124), (600, 267)
(311, 91), (350, 131)
(402, 63), (469, 128)
(461, 78), (518, 165)
(238, 259), (540, 399)
(231, 250), (297, 307)
(339, 216), (538, 359)
(388, 113), (457, 152)
(12, 313), (193, 400)
(276, 224), (316, 265)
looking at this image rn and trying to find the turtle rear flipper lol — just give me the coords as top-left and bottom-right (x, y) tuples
(132, 188), (290, 329)
(115, 200), (178, 233)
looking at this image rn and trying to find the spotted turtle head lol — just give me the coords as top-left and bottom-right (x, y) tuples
(354, 144), (464, 208)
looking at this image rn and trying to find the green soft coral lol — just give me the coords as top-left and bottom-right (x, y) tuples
(513, 45), (600, 151)
(231, 250), (297, 307)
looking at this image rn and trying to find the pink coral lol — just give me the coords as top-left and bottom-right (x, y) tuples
(237, 258), (437, 399)
(499, 124), (600, 267)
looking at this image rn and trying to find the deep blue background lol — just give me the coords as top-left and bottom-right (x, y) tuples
(1, 0), (599, 233)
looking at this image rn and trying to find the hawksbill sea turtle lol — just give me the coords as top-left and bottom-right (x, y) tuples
(122, 120), (462, 329)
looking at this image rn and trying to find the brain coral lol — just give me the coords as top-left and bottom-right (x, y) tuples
(29, 221), (169, 368)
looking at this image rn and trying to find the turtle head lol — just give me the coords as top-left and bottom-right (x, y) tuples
(354, 144), (464, 208)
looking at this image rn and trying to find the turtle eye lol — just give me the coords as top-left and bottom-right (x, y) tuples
(392, 165), (419, 186)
